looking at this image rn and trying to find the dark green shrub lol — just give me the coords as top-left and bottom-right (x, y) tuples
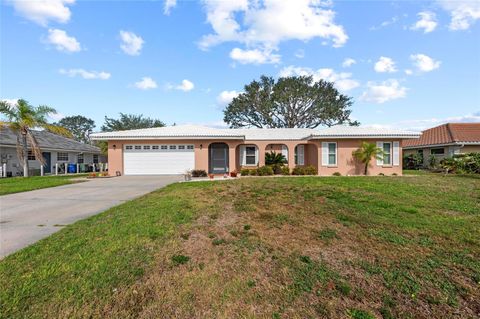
(265, 151), (287, 165)
(332, 172), (341, 176)
(270, 163), (284, 174)
(292, 165), (317, 175)
(292, 166), (305, 175)
(403, 153), (423, 169)
(440, 153), (480, 174)
(257, 165), (274, 176)
(191, 169), (207, 177)
(249, 168), (258, 176)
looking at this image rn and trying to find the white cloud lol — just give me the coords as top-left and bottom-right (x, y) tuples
(217, 90), (240, 106)
(164, 0), (176, 15)
(360, 79), (407, 104)
(342, 58), (356, 68)
(295, 49), (305, 59)
(199, 0), (348, 63)
(411, 11), (438, 33)
(134, 77), (157, 90)
(119, 30), (144, 56)
(59, 68), (111, 80)
(374, 56), (397, 73)
(367, 112), (480, 131)
(230, 48), (280, 64)
(166, 79), (195, 92)
(10, 0), (75, 26)
(49, 112), (65, 121)
(46, 28), (81, 52)
(405, 69), (413, 75)
(279, 66), (360, 91)
(410, 54), (441, 72)
(437, 0), (480, 30)
(369, 16), (399, 30)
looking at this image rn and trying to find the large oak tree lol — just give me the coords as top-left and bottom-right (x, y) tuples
(223, 75), (358, 128)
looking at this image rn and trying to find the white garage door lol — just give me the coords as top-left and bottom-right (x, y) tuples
(124, 144), (195, 175)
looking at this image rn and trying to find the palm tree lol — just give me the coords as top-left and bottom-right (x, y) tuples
(0, 99), (71, 177)
(265, 151), (287, 165)
(352, 142), (385, 175)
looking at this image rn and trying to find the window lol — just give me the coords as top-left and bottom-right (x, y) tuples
(187, 145), (194, 150)
(57, 152), (69, 161)
(161, 145), (168, 150)
(93, 154), (99, 163)
(152, 145), (159, 150)
(134, 145), (141, 150)
(431, 148), (444, 155)
(383, 142), (392, 165)
(245, 146), (257, 165)
(143, 145), (151, 150)
(77, 154), (84, 164)
(327, 143), (337, 165)
(295, 145), (305, 165)
(27, 151), (35, 160)
(125, 145), (133, 150)
(178, 145), (185, 150)
(169, 145), (177, 150)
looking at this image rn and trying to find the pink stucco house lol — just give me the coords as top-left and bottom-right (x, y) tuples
(91, 125), (420, 176)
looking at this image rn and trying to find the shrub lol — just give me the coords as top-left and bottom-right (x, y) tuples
(378, 173), (385, 176)
(332, 172), (341, 176)
(265, 151), (287, 165)
(292, 165), (317, 175)
(249, 168), (258, 176)
(281, 166), (290, 175)
(403, 153), (423, 169)
(428, 154), (437, 169)
(270, 163), (284, 174)
(240, 168), (251, 176)
(440, 152), (480, 174)
(257, 165), (274, 176)
(191, 169), (207, 177)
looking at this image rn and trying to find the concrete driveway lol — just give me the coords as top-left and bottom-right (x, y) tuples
(0, 175), (182, 258)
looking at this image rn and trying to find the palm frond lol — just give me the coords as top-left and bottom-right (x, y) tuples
(26, 131), (46, 166)
(42, 124), (73, 138)
(0, 101), (18, 121)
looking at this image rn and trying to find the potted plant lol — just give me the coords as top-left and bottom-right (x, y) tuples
(209, 173), (214, 179)
(230, 170), (238, 177)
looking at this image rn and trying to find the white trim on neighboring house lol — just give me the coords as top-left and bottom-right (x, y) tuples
(0, 144), (102, 155)
(403, 142), (480, 150)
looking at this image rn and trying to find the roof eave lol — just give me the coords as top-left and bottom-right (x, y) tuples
(307, 134), (421, 140)
(90, 135), (246, 141)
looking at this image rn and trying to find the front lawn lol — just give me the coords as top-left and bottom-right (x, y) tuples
(1, 175), (479, 318)
(0, 174), (88, 195)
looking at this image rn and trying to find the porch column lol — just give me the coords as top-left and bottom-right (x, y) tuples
(40, 164), (44, 176)
(228, 145), (236, 173)
(288, 144), (296, 169)
(258, 146), (266, 167)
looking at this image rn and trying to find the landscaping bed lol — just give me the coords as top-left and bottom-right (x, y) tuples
(1, 174), (479, 318)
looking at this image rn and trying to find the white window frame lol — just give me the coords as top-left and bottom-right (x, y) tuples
(295, 145), (305, 166)
(57, 152), (69, 161)
(244, 145), (258, 166)
(187, 145), (194, 150)
(327, 142), (337, 166)
(169, 145), (177, 150)
(161, 145), (168, 150)
(134, 145), (141, 150)
(383, 142), (392, 166)
(77, 154), (84, 164)
(143, 145), (151, 150)
(125, 145), (133, 150)
(27, 150), (36, 161)
(152, 145), (159, 150)
(93, 154), (99, 163)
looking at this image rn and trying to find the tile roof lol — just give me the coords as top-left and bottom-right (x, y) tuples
(403, 123), (480, 148)
(0, 126), (102, 153)
(91, 124), (420, 141)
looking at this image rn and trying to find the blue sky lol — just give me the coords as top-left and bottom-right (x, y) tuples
(1, 0), (479, 131)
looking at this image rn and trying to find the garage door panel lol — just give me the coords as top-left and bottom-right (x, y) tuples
(124, 145), (195, 175)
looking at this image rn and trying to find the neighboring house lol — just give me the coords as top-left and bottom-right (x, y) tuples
(90, 125), (420, 176)
(0, 126), (106, 177)
(403, 123), (480, 165)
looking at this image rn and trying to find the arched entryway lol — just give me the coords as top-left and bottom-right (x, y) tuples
(209, 143), (229, 174)
(265, 144), (289, 164)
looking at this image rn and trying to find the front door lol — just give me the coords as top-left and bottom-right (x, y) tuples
(42, 152), (51, 173)
(209, 143), (229, 174)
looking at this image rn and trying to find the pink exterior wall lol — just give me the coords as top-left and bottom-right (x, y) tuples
(107, 138), (405, 176)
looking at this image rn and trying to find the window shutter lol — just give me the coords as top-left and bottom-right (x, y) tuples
(255, 146), (259, 165)
(297, 145), (305, 165)
(321, 142), (328, 166)
(393, 141), (400, 166)
(281, 145), (288, 162)
(376, 142), (383, 166)
(239, 145), (246, 166)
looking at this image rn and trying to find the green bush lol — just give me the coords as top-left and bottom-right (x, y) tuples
(240, 168), (251, 176)
(257, 165), (274, 176)
(281, 166), (290, 175)
(292, 165), (318, 175)
(332, 172), (341, 176)
(403, 153), (423, 169)
(440, 152), (480, 174)
(191, 169), (207, 177)
(249, 168), (258, 176)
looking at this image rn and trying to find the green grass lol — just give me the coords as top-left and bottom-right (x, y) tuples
(0, 174), (88, 195)
(1, 174), (479, 318)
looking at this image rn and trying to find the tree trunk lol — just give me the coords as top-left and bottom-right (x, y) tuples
(22, 133), (29, 177)
(364, 160), (369, 175)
